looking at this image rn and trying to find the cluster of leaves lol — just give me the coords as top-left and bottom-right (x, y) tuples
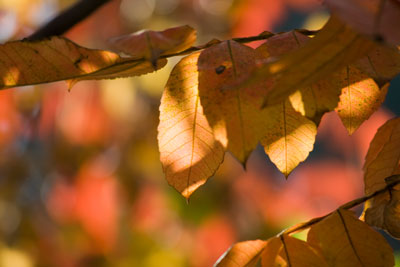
(0, 0), (400, 266)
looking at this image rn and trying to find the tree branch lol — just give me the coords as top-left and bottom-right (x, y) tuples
(27, 0), (111, 41)
(281, 175), (400, 235)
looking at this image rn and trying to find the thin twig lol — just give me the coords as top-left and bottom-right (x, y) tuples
(281, 175), (400, 235)
(27, 0), (111, 41)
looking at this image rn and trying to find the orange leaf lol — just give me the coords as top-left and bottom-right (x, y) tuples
(247, 15), (374, 107)
(256, 31), (342, 123)
(335, 66), (386, 135)
(261, 100), (317, 177)
(158, 52), (224, 198)
(110, 25), (196, 66)
(307, 209), (394, 267)
(261, 235), (328, 267)
(0, 37), (166, 89)
(215, 239), (266, 267)
(325, 0), (400, 46)
(197, 40), (269, 164)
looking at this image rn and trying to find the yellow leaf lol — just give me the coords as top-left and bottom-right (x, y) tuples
(307, 209), (394, 267)
(325, 0), (400, 46)
(110, 25), (196, 66)
(261, 100), (317, 177)
(248, 15), (374, 107)
(261, 235), (328, 267)
(354, 44), (400, 86)
(215, 239), (266, 267)
(0, 37), (166, 89)
(335, 67), (386, 135)
(198, 40), (269, 164)
(158, 53), (224, 199)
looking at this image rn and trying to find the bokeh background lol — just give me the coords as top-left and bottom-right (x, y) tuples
(0, 0), (399, 266)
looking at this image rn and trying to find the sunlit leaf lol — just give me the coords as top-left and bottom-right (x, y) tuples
(158, 52), (224, 198)
(256, 31), (342, 124)
(110, 25), (196, 66)
(0, 36), (166, 89)
(325, 0), (400, 46)
(215, 239), (266, 267)
(261, 100), (317, 177)
(307, 209), (394, 267)
(247, 15), (374, 107)
(335, 66), (386, 135)
(198, 40), (269, 164)
(261, 235), (328, 267)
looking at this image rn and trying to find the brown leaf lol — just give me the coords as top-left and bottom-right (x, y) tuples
(110, 25), (196, 66)
(365, 175), (400, 239)
(261, 235), (328, 267)
(335, 67), (386, 135)
(261, 100), (317, 177)
(158, 52), (224, 198)
(0, 36), (166, 89)
(215, 239), (266, 267)
(364, 117), (400, 195)
(325, 0), (400, 46)
(354, 44), (400, 85)
(198, 40), (269, 164)
(247, 15), (375, 107)
(307, 209), (394, 267)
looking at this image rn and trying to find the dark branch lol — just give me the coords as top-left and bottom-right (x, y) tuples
(27, 0), (111, 41)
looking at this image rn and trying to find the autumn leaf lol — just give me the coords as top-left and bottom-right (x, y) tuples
(354, 44), (400, 85)
(256, 31), (342, 124)
(110, 25), (196, 67)
(325, 0), (400, 46)
(364, 117), (400, 194)
(158, 52), (224, 198)
(215, 239), (266, 267)
(362, 117), (400, 238)
(307, 209), (394, 267)
(0, 36), (166, 90)
(246, 15), (375, 107)
(335, 66), (386, 135)
(261, 235), (328, 267)
(197, 40), (269, 164)
(261, 100), (317, 177)
(364, 175), (400, 239)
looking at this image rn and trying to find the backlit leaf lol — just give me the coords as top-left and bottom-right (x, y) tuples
(261, 235), (328, 267)
(248, 15), (375, 107)
(335, 66), (386, 135)
(354, 44), (400, 85)
(325, 0), (400, 46)
(158, 52), (224, 198)
(215, 239), (266, 267)
(0, 36), (166, 89)
(256, 31), (342, 123)
(307, 209), (394, 267)
(261, 100), (317, 177)
(198, 40), (269, 164)
(110, 25), (196, 66)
